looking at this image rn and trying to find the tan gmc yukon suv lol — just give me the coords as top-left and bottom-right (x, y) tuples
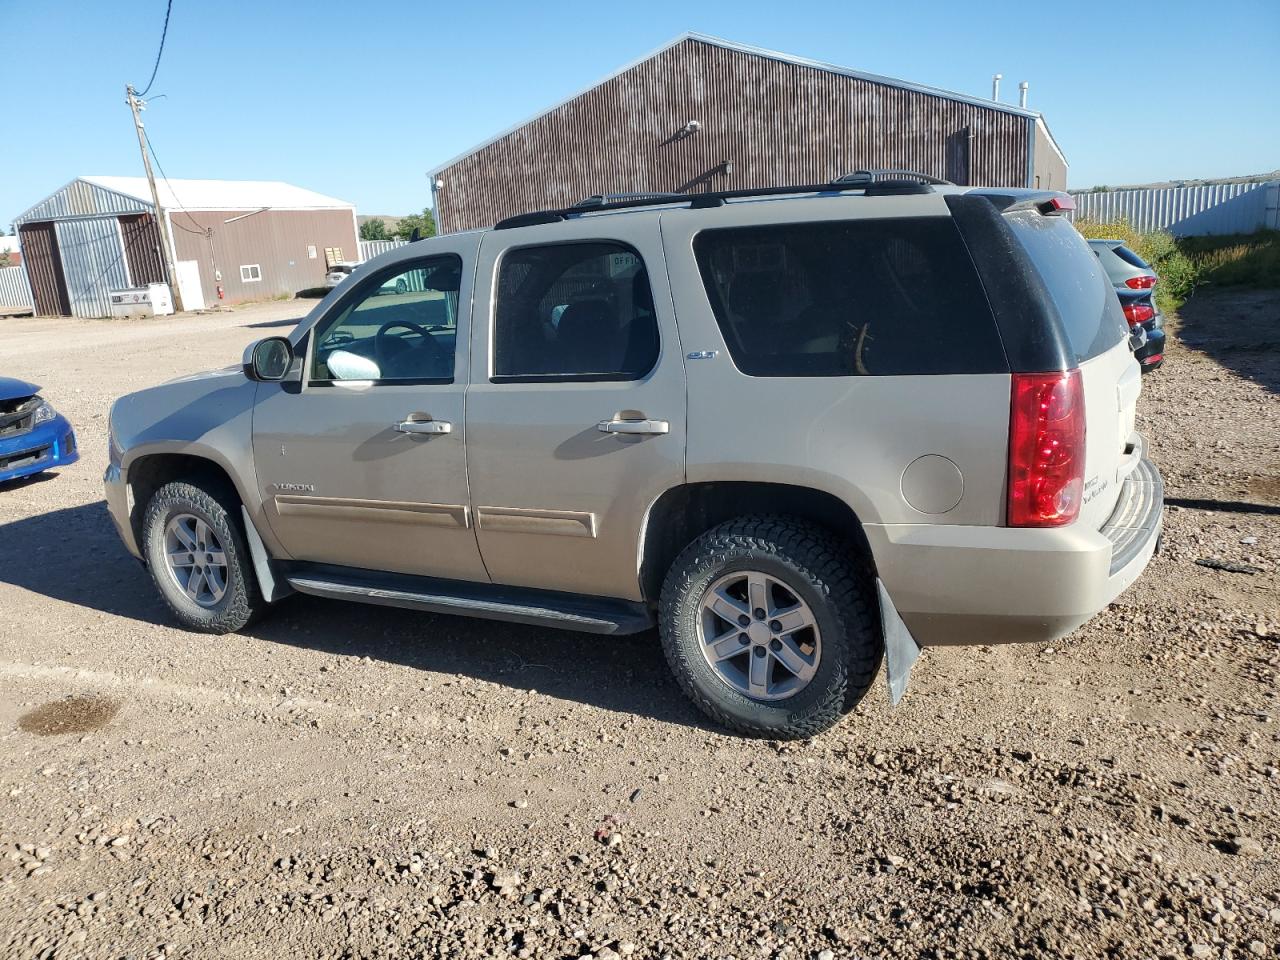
(105, 175), (1164, 738)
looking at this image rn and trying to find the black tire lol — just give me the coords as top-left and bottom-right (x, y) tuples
(141, 480), (269, 634)
(658, 516), (882, 739)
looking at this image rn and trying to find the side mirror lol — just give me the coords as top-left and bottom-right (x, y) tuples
(243, 337), (294, 381)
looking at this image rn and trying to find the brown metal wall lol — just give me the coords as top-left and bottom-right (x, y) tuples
(17, 222), (70, 317)
(436, 39), (1032, 232)
(1033, 122), (1068, 192)
(170, 208), (357, 304)
(119, 214), (167, 286)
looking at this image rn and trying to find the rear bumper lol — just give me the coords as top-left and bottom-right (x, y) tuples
(865, 456), (1164, 646)
(0, 415), (79, 484)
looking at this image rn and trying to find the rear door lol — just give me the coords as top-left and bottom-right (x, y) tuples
(464, 215), (686, 600)
(1008, 212), (1139, 528)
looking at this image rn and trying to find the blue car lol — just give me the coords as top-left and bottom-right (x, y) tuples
(0, 377), (79, 484)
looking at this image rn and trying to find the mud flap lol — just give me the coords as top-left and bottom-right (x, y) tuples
(876, 578), (921, 706)
(241, 506), (293, 603)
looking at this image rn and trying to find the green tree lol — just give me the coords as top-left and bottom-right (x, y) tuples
(359, 218), (388, 241)
(393, 208), (437, 241)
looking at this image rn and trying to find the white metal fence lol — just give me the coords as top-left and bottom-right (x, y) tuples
(358, 239), (409, 261)
(0, 265), (33, 311)
(1068, 180), (1280, 237)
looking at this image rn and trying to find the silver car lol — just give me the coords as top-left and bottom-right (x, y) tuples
(104, 178), (1162, 738)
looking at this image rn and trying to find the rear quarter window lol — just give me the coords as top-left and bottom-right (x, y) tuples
(692, 218), (1007, 377)
(1009, 215), (1127, 363)
(1111, 244), (1150, 269)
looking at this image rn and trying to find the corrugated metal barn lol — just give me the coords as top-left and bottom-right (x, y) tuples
(12, 177), (358, 317)
(430, 34), (1069, 233)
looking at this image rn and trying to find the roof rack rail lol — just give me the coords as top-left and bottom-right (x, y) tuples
(832, 169), (954, 186)
(494, 178), (944, 230)
(573, 192), (686, 208)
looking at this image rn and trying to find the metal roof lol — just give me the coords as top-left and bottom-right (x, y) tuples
(14, 176), (353, 226)
(82, 176), (354, 211)
(429, 32), (1067, 177)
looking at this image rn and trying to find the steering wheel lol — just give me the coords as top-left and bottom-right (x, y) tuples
(374, 320), (449, 377)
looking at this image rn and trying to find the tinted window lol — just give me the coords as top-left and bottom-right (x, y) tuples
(693, 218), (1006, 377)
(1110, 245), (1149, 269)
(311, 256), (461, 382)
(1009, 215), (1127, 363)
(493, 242), (659, 381)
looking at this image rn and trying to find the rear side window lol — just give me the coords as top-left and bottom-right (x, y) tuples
(493, 242), (659, 381)
(1009, 215), (1127, 363)
(1111, 244), (1150, 269)
(692, 218), (1006, 377)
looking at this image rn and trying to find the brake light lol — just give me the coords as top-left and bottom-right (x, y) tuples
(1122, 302), (1155, 326)
(1124, 275), (1157, 289)
(1008, 371), (1086, 527)
(1037, 194), (1075, 215)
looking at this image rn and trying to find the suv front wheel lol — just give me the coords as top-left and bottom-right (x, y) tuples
(659, 517), (882, 739)
(141, 480), (268, 634)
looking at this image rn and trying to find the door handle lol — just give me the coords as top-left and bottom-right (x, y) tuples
(597, 418), (669, 436)
(395, 418), (452, 435)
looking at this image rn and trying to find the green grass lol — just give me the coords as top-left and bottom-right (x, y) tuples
(1177, 230), (1280, 290)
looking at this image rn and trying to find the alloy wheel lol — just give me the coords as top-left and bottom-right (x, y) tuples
(696, 570), (821, 700)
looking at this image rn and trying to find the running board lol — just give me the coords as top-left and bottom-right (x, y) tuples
(284, 566), (654, 635)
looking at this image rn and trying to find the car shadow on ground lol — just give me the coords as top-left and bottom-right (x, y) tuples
(1176, 287), (1280, 395)
(0, 501), (708, 730)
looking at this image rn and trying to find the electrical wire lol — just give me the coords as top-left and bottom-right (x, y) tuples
(135, 0), (174, 98)
(142, 128), (207, 235)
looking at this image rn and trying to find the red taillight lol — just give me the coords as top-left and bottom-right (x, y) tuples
(1037, 194), (1075, 215)
(1124, 275), (1157, 290)
(1122, 302), (1155, 326)
(1008, 370), (1086, 527)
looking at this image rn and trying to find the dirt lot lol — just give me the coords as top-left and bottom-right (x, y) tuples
(1, 293), (1277, 960)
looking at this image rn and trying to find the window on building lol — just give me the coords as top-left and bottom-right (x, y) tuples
(692, 218), (1005, 377)
(240, 264), (262, 283)
(307, 245), (317, 260)
(310, 256), (462, 383)
(493, 242), (659, 381)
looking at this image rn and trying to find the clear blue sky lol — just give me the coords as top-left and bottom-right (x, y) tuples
(4, 0), (1277, 227)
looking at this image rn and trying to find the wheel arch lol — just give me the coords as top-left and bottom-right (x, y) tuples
(638, 481), (878, 603)
(123, 446), (253, 556)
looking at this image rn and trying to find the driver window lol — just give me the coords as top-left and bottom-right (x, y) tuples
(311, 256), (462, 383)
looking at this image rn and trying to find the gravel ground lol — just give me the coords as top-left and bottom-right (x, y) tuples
(1, 292), (1277, 960)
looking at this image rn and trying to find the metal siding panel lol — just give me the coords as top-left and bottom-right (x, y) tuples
(14, 179), (151, 228)
(358, 239), (410, 261)
(119, 214), (167, 285)
(55, 217), (131, 318)
(0, 265), (33, 309)
(1068, 181), (1279, 236)
(169, 209), (359, 305)
(17, 222), (70, 317)
(434, 38), (1034, 232)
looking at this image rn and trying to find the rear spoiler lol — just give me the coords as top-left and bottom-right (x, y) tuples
(966, 189), (1075, 216)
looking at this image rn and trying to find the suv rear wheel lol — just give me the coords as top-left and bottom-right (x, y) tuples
(141, 480), (268, 634)
(659, 517), (882, 738)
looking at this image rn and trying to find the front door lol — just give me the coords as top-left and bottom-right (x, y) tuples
(252, 240), (488, 582)
(465, 219), (687, 600)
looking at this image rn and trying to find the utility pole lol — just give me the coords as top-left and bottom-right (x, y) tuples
(126, 84), (184, 312)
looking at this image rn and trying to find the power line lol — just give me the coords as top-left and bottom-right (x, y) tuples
(135, 0), (174, 98)
(142, 127), (206, 235)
